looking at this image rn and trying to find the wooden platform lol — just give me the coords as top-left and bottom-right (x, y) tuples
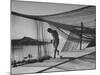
(12, 47), (96, 74)
(59, 47), (95, 58)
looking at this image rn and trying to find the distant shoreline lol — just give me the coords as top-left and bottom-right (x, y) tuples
(11, 37), (50, 46)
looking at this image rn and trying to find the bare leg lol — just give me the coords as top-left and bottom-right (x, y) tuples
(54, 49), (56, 58)
(53, 41), (59, 58)
(56, 50), (59, 55)
(53, 42), (56, 58)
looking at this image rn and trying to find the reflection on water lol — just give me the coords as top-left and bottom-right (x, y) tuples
(11, 38), (66, 61)
(12, 46), (38, 61)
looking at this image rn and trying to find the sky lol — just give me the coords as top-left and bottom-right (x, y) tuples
(11, 0), (88, 39)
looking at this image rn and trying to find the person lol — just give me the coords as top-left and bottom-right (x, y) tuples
(47, 28), (59, 58)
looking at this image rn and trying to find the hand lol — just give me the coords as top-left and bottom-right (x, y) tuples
(51, 40), (53, 43)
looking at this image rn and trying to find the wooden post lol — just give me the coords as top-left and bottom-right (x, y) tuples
(80, 22), (84, 50)
(41, 22), (47, 57)
(36, 20), (41, 59)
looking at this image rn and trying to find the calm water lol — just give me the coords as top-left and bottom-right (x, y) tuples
(11, 39), (66, 61)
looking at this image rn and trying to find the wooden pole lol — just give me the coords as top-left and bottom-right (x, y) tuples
(80, 22), (84, 50)
(36, 20), (41, 59)
(41, 23), (47, 57)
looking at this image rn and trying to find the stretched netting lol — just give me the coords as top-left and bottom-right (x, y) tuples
(11, 6), (96, 61)
(61, 32), (89, 52)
